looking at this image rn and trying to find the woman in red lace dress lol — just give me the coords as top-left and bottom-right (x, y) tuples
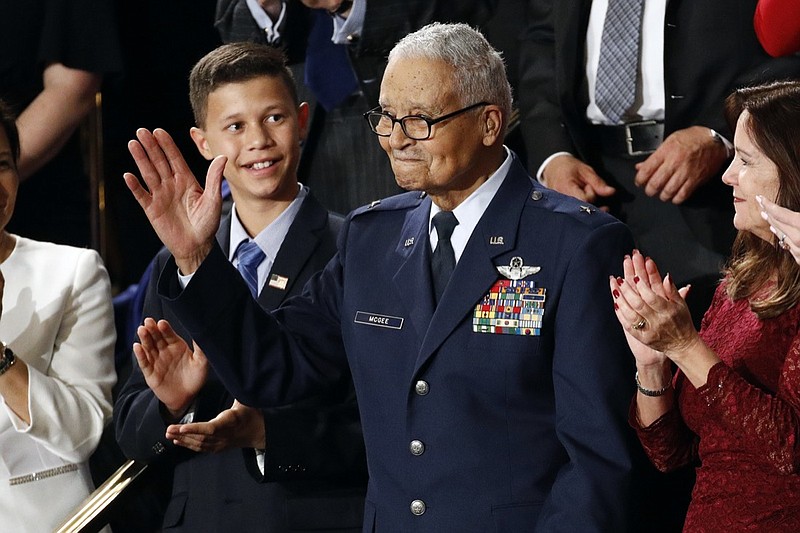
(610, 80), (800, 532)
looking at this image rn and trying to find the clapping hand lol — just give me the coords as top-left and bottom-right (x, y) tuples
(134, 317), (209, 420)
(610, 250), (696, 361)
(757, 195), (800, 264)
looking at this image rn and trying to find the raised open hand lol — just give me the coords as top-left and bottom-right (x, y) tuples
(123, 128), (226, 274)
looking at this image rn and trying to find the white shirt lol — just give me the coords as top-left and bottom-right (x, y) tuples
(229, 184), (308, 297)
(246, 0), (287, 43)
(538, 0), (668, 180)
(429, 147), (513, 263)
(585, 0), (667, 124)
(332, 0), (366, 45)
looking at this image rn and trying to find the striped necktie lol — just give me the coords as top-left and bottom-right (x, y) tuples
(594, 0), (645, 124)
(235, 240), (265, 298)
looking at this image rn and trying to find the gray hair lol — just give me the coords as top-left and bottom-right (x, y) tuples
(388, 23), (513, 135)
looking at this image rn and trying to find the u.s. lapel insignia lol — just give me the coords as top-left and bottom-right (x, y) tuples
(473, 277), (546, 336)
(496, 256), (540, 280)
(268, 274), (289, 290)
(404, 237), (415, 247)
(489, 236), (504, 245)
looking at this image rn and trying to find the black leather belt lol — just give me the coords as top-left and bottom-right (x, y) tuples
(588, 120), (665, 158)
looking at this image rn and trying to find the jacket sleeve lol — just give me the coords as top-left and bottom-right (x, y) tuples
(244, 382), (367, 483)
(20, 249), (116, 463)
(535, 221), (638, 532)
(518, 0), (578, 172)
(697, 337), (800, 475)
(114, 251), (182, 463)
(159, 231), (351, 411)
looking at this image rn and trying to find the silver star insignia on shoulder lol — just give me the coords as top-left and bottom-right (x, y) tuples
(496, 256), (541, 280)
(579, 205), (594, 214)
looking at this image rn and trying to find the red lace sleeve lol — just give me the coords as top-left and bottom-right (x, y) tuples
(696, 338), (800, 474)
(629, 392), (698, 472)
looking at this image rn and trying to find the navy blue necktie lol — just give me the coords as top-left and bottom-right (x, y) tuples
(431, 211), (459, 304)
(236, 240), (265, 298)
(304, 10), (359, 111)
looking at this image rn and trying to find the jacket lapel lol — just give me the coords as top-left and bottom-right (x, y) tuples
(391, 195), (436, 341)
(258, 194), (328, 309)
(216, 215), (233, 258)
(413, 157), (534, 375)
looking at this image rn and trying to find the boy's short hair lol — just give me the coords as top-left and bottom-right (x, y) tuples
(0, 99), (20, 164)
(189, 42), (299, 128)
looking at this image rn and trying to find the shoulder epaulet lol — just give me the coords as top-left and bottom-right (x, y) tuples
(527, 181), (619, 229)
(350, 190), (426, 218)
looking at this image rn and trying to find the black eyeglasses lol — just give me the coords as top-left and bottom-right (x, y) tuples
(363, 102), (489, 140)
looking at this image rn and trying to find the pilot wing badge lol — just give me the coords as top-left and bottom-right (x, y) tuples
(474, 257), (545, 336)
(496, 256), (540, 280)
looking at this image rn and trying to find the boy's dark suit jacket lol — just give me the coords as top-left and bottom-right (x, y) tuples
(115, 191), (367, 532)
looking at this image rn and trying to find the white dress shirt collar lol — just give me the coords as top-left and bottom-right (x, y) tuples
(429, 147), (513, 263)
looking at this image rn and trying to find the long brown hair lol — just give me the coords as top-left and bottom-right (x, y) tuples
(723, 80), (800, 318)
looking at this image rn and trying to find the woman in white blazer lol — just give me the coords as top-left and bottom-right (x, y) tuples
(0, 100), (115, 531)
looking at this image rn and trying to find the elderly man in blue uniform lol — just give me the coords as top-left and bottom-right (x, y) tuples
(125, 22), (638, 531)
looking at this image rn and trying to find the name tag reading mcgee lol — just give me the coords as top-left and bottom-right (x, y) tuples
(354, 311), (404, 330)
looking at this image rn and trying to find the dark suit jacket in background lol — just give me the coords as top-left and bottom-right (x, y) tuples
(213, 0), (499, 216)
(114, 192), (367, 532)
(517, 0), (800, 324)
(159, 154), (641, 531)
(518, 0), (792, 177)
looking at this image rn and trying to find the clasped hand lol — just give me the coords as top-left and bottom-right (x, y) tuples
(609, 250), (699, 364)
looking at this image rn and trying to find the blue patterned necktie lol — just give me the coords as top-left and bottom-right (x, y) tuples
(595, 0), (645, 124)
(431, 211), (459, 304)
(236, 240), (265, 298)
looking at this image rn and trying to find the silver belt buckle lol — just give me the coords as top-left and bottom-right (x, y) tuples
(624, 120), (659, 156)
